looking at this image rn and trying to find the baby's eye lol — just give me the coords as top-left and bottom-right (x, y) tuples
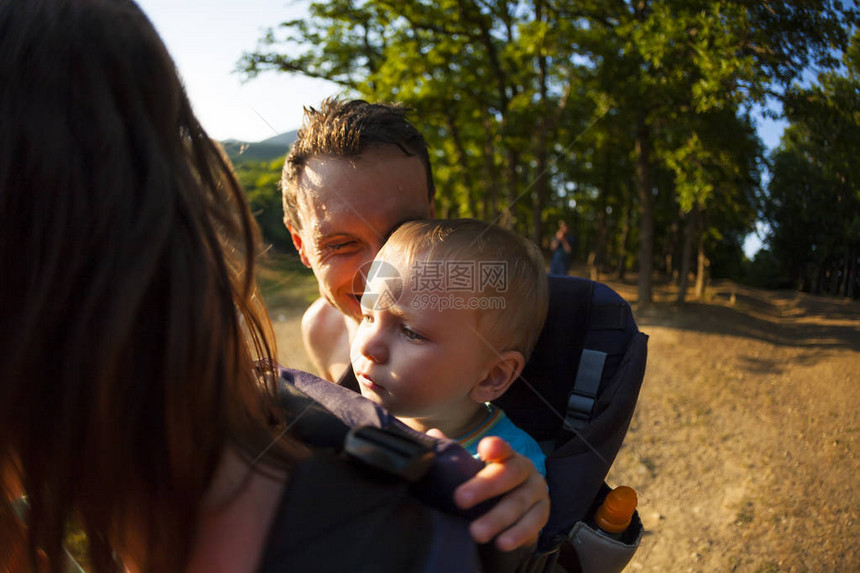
(401, 325), (426, 343)
(360, 314), (374, 324)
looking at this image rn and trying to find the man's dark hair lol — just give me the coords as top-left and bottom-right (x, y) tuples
(281, 98), (436, 230)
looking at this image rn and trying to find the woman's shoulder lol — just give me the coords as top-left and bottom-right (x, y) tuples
(186, 449), (287, 573)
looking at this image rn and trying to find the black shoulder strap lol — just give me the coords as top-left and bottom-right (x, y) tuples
(490, 276), (647, 552)
(494, 275), (595, 441)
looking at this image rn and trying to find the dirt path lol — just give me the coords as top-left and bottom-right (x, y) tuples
(272, 279), (860, 572)
(604, 280), (860, 572)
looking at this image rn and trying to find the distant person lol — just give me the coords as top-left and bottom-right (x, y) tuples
(549, 220), (574, 275)
(351, 219), (548, 476)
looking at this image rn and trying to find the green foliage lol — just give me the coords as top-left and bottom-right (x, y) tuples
(709, 229), (747, 280)
(233, 156), (295, 252)
(238, 0), (857, 296)
(255, 252), (319, 311)
(742, 249), (794, 290)
(762, 31), (860, 297)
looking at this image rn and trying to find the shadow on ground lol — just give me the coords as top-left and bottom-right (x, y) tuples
(602, 277), (860, 353)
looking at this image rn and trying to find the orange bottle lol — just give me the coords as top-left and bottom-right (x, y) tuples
(594, 485), (638, 539)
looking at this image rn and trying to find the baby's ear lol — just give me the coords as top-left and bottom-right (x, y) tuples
(470, 350), (525, 403)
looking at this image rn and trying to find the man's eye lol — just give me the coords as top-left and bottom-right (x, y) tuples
(327, 241), (356, 252)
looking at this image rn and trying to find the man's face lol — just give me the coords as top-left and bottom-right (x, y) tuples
(289, 146), (433, 321)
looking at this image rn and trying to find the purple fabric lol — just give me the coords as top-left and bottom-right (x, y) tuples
(278, 367), (494, 520)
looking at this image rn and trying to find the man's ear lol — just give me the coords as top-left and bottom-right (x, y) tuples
(288, 225), (311, 267)
(470, 350), (525, 403)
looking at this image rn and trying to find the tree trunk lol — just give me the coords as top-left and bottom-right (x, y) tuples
(531, 169), (547, 245)
(636, 118), (655, 307)
(500, 147), (519, 230)
(695, 231), (708, 300)
(668, 214), (681, 283)
(810, 263), (821, 294)
(615, 199), (631, 280)
(459, 0), (512, 227)
(846, 245), (857, 299)
(591, 189), (608, 281)
(594, 145), (613, 276)
(677, 211), (694, 303)
(831, 262), (842, 296)
(446, 115), (478, 218)
(531, 0), (549, 246)
(482, 117), (498, 221)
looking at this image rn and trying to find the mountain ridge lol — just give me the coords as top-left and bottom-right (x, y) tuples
(221, 130), (298, 163)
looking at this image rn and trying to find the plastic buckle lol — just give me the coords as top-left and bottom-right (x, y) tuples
(564, 349), (607, 432)
(344, 426), (435, 482)
(564, 393), (595, 432)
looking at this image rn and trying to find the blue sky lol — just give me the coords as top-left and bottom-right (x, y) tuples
(137, 0), (340, 142)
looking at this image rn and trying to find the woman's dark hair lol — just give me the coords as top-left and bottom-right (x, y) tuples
(0, 0), (300, 570)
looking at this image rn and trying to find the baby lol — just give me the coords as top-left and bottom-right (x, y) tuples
(351, 219), (549, 475)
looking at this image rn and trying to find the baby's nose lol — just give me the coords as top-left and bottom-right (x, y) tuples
(357, 322), (388, 364)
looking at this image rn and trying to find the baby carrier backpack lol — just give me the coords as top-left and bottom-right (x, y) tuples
(276, 274), (647, 572)
(494, 274), (648, 571)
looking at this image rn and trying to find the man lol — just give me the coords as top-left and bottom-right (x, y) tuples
(282, 99), (548, 551)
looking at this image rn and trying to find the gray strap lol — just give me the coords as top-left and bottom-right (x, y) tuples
(567, 517), (642, 573)
(565, 349), (607, 432)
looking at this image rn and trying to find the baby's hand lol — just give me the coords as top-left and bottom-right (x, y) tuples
(428, 430), (549, 551)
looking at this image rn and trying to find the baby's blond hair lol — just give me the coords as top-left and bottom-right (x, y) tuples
(380, 219), (549, 361)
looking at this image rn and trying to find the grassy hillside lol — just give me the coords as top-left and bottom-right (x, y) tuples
(221, 130), (297, 163)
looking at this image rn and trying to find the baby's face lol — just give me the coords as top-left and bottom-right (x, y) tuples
(350, 253), (497, 424)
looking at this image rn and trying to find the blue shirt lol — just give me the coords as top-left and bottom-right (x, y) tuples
(550, 234), (574, 275)
(456, 404), (546, 477)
